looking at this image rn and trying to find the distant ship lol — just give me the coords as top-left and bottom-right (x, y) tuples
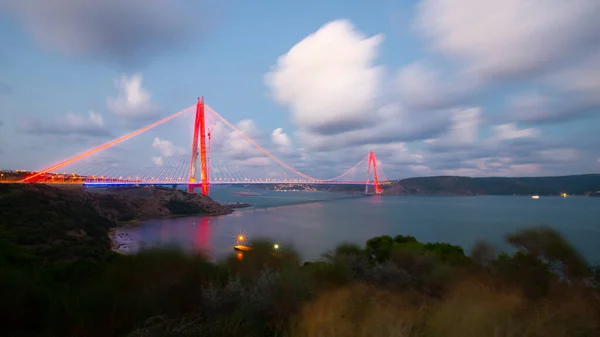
(531, 195), (540, 199)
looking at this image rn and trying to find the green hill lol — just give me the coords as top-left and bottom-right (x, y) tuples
(383, 174), (600, 196)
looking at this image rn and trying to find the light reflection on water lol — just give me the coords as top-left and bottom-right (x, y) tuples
(127, 188), (600, 263)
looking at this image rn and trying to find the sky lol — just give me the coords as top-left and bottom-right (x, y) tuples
(0, 0), (599, 180)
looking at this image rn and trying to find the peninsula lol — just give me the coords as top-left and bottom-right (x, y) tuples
(0, 183), (244, 262)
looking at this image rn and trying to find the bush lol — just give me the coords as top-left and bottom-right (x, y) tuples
(2, 227), (600, 336)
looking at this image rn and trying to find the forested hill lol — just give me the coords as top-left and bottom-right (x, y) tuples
(383, 174), (600, 196)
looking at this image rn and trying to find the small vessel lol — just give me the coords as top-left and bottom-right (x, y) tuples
(233, 233), (279, 253)
(531, 195), (540, 199)
(234, 245), (252, 252)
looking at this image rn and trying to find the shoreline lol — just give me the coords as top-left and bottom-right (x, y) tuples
(109, 202), (252, 255)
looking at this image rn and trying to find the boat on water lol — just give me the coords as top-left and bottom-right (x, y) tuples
(234, 245), (252, 252)
(233, 234), (279, 253)
(531, 195), (540, 199)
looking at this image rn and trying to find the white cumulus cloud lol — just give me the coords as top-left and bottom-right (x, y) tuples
(265, 19), (450, 157)
(107, 73), (158, 121)
(271, 128), (292, 152)
(265, 19), (384, 134)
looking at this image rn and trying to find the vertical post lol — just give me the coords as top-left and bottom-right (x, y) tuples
(188, 96), (209, 195)
(369, 151), (382, 194)
(198, 97), (209, 195)
(188, 98), (201, 193)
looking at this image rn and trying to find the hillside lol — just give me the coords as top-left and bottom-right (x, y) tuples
(0, 184), (231, 263)
(383, 174), (600, 196)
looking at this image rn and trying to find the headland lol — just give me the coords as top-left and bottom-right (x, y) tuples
(0, 183), (249, 259)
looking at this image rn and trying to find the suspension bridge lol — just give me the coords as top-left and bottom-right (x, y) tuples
(18, 97), (386, 195)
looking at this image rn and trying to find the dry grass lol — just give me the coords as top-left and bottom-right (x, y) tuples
(424, 280), (524, 337)
(291, 283), (427, 337)
(291, 278), (600, 337)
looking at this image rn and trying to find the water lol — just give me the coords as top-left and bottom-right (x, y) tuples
(124, 186), (600, 262)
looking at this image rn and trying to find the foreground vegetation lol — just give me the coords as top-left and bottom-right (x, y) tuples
(2, 183), (599, 336)
(2, 224), (599, 336)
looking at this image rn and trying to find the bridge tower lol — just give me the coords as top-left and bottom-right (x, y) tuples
(367, 150), (382, 194)
(188, 97), (210, 194)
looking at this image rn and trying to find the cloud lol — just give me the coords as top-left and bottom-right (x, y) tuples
(295, 104), (450, 152)
(1, 0), (198, 64)
(271, 128), (292, 152)
(222, 119), (265, 160)
(151, 137), (185, 157)
(425, 107), (482, 152)
(106, 74), (158, 122)
(514, 52), (600, 123)
(361, 142), (424, 167)
(415, 123), (596, 177)
(259, 14), (600, 179)
(405, 0), (600, 125)
(537, 148), (580, 162)
(551, 53), (600, 97)
(396, 62), (476, 110)
(18, 111), (110, 138)
(151, 156), (164, 167)
(207, 119), (272, 170)
(415, 0), (600, 81)
(508, 91), (600, 124)
(265, 19), (384, 135)
(0, 82), (11, 95)
(265, 19), (451, 155)
(150, 137), (185, 167)
(491, 123), (540, 141)
(237, 157), (271, 168)
(409, 118), (557, 177)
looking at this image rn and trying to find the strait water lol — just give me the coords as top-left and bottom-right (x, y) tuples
(124, 187), (600, 263)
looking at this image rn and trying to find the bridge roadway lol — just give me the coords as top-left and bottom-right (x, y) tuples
(82, 181), (379, 186)
(0, 180), (383, 186)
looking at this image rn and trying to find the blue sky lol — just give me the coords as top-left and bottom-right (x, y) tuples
(0, 0), (599, 180)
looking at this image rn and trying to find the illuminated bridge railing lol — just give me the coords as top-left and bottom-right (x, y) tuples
(81, 180), (379, 186)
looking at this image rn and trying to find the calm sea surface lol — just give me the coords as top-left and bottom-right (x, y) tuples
(126, 186), (600, 263)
